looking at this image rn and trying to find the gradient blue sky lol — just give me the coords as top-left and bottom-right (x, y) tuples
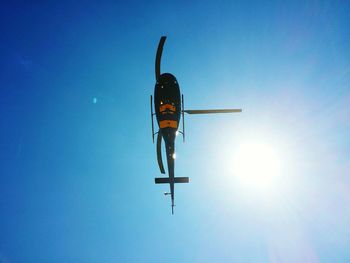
(1, 1), (350, 262)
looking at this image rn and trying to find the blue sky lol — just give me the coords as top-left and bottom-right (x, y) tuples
(1, 1), (350, 262)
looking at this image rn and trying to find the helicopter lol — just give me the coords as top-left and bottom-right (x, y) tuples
(150, 36), (242, 214)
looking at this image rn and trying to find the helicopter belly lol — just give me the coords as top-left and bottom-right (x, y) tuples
(159, 120), (178, 129)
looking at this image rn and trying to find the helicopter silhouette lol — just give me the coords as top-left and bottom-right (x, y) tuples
(150, 36), (242, 214)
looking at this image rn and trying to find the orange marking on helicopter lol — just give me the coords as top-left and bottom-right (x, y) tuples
(160, 104), (176, 112)
(159, 120), (178, 128)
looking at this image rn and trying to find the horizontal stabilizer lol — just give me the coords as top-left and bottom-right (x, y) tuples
(155, 177), (190, 184)
(183, 109), (242, 114)
(155, 177), (170, 184)
(174, 177), (189, 183)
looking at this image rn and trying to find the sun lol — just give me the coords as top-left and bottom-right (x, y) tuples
(232, 142), (282, 193)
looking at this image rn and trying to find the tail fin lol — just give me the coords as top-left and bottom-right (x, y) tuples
(155, 177), (189, 184)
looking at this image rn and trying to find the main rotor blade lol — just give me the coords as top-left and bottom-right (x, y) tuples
(156, 131), (166, 174)
(155, 36), (167, 81)
(183, 109), (242, 114)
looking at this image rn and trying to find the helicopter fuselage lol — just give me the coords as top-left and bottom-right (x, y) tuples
(151, 36), (241, 214)
(154, 73), (181, 204)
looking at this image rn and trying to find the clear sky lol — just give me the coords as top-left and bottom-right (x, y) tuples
(1, 1), (350, 262)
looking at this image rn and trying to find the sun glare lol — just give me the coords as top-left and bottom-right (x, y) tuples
(232, 142), (281, 193)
